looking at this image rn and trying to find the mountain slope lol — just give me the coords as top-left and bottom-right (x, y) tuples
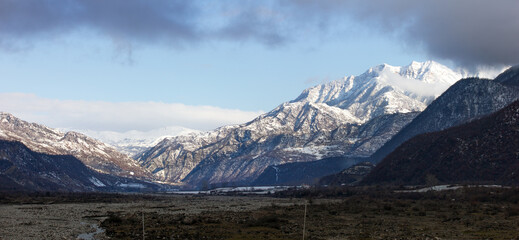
(319, 162), (376, 186)
(137, 61), (484, 186)
(0, 140), (159, 192)
(370, 68), (519, 163)
(495, 66), (519, 87)
(138, 101), (373, 183)
(180, 112), (417, 186)
(251, 157), (367, 186)
(0, 113), (152, 179)
(362, 100), (519, 186)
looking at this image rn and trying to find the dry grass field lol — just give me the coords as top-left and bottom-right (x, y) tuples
(1, 187), (519, 239)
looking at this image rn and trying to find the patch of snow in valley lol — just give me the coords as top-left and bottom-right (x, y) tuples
(396, 184), (508, 193)
(118, 183), (146, 188)
(173, 186), (295, 195)
(89, 177), (106, 187)
(284, 145), (340, 159)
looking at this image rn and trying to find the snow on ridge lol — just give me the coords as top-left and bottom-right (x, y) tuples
(291, 61), (507, 123)
(297, 61), (462, 104)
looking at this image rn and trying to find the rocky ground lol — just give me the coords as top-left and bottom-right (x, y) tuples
(0, 193), (302, 239)
(1, 187), (519, 239)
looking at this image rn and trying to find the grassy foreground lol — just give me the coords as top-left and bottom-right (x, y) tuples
(100, 186), (519, 239)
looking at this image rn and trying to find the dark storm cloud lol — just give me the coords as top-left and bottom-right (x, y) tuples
(1, 0), (517, 67)
(0, 0), (200, 49)
(215, 5), (287, 47)
(0, 0), (293, 53)
(279, 0), (519, 67)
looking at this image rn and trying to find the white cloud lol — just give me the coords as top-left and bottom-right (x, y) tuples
(378, 70), (451, 98)
(0, 93), (264, 132)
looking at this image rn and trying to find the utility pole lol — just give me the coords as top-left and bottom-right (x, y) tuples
(302, 200), (307, 240)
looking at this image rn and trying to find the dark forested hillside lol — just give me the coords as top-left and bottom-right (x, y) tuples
(363, 100), (519, 186)
(371, 71), (519, 163)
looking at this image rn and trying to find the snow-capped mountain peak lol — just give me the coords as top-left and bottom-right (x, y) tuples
(400, 60), (462, 84)
(292, 61), (468, 123)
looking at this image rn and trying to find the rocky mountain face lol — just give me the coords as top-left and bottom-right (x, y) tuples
(319, 162), (376, 186)
(0, 140), (160, 192)
(371, 67), (519, 163)
(362, 100), (519, 186)
(138, 61), (477, 186)
(0, 113), (152, 179)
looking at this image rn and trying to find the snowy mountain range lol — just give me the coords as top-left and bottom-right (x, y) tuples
(0, 113), (152, 179)
(138, 61), (495, 186)
(0, 60), (507, 190)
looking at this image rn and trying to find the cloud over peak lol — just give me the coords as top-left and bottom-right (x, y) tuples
(280, 0), (519, 67)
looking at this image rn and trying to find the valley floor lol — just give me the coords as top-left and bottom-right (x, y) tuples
(0, 194), (301, 239)
(1, 187), (519, 239)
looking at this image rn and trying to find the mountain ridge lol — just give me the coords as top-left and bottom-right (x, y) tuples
(0, 139), (161, 192)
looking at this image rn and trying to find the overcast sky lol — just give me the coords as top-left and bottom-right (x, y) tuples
(0, 0), (517, 132)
